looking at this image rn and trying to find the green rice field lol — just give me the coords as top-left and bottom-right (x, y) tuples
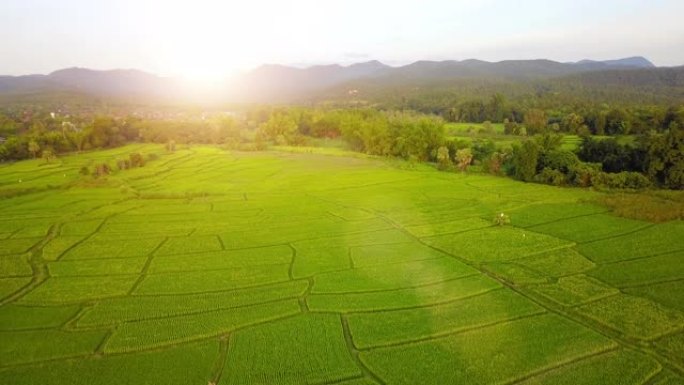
(0, 144), (682, 384)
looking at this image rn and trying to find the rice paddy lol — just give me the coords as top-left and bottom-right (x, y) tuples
(0, 144), (682, 384)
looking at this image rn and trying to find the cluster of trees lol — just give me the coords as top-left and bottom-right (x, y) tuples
(1, 105), (682, 190)
(445, 94), (684, 136)
(81, 152), (155, 178)
(0, 112), (252, 162)
(255, 108), (446, 161)
(501, 131), (683, 189)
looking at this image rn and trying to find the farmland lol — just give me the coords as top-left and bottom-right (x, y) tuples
(0, 144), (683, 384)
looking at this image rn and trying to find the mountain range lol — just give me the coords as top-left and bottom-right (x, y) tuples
(0, 56), (682, 105)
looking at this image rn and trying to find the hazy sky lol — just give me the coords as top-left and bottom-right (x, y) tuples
(2, 0), (683, 79)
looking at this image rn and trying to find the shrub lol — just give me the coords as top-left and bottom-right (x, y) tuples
(436, 146), (451, 169)
(116, 159), (130, 170)
(482, 151), (508, 175)
(471, 140), (496, 163)
(539, 150), (579, 174)
(455, 148), (473, 172)
(594, 171), (652, 190)
(93, 163), (111, 177)
(568, 162), (602, 187)
(493, 213), (511, 226)
(534, 168), (567, 186)
(129, 153), (145, 167)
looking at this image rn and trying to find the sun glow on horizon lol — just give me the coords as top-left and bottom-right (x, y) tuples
(139, 0), (269, 82)
(2, 0), (683, 77)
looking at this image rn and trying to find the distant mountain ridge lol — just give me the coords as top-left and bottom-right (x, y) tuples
(228, 56), (659, 102)
(0, 56), (673, 104)
(0, 67), (181, 103)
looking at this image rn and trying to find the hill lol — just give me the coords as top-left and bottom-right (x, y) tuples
(0, 56), (681, 106)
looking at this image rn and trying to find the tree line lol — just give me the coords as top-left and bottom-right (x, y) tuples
(1, 106), (682, 189)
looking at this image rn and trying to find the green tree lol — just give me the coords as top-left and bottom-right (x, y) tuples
(41, 149), (56, 164)
(455, 148), (473, 172)
(260, 112), (299, 144)
(512, 140), (540, 182)
(436, 146), (450, 168)
(524, 109), (547, 136)
(28, 140), (40, 158)
(644, 127), (684, 189)
(561, 113), (584, 133)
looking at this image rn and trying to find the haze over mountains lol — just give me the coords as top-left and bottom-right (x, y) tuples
(0, 56), (681, 105)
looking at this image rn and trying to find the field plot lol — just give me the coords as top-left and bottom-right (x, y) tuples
(347, 289), (544, 348)
(423, 226), (573, 262)
(517, 349), (661, 385)
(223, 313), (362, 385)
(360, 314), (616, 385)
(0, 145), (682, 384)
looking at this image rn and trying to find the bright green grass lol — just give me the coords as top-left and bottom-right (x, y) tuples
(220, 217), (392, 249)
(589, 251), (684, 288)
(61, 237), (164, 260)
(18, 275), (139, 304)
(529, 275), (619, 306)
(59, 219), (104, 236)
(40, 236), (84, 261)
(575, 294), (684, 340)
(0, 238), (41, 256)
(332, 378), (379, 385)
(99, 221), (195, 237)
(0, 305), (79, 330)
(0, 255), (33, 277)
(48, 258), (147, 276)
(360, 314), (616, 385)
(0, 329), (106, 366)
(148, 245), (293, 273)
(0, 277), (31, 299)
(222, 313), (362, 385)
(78, 280), (308, 327)
(105, 299), (300, 353)
(1, 220), (54, 238)
(404, 217), (493, 237)
(350, 241), (450, 267)
(517, 349), (661, 385)
(291, 229), (414, 277)
(655, 332), (684, 364)
(155, 235), (224, 255)
(508, 203), (607, 228)
(0, 341), (217, 385)
(347, 289), (543, 348)
(423, 226), (573, 262)
(529, 213), (649, 243)
(307, 275), (501, 313)
(577, 222), (684, 263)
(624, 280), (684, 312)
(0, 145), (682, 384)
(651, 370), (684, 385)
(134, 264), (290, 295)
(560, 135), (583, 151)
(312, 258), (478, 293)
(514, 248), (595, 277)
(291, 241), (351, 277)
(483, 262), (549, 285)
